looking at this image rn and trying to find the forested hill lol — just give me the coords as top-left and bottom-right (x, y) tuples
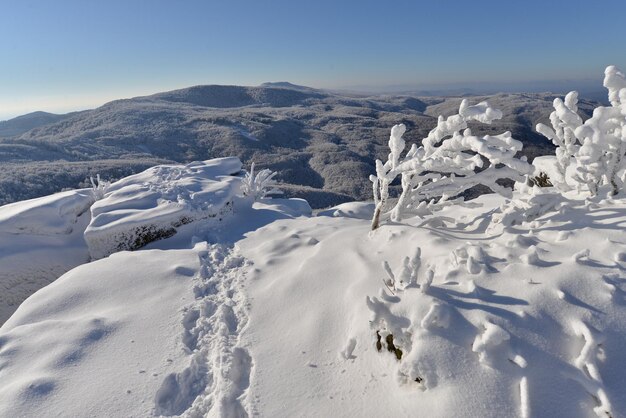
(0, 84), (597, 207)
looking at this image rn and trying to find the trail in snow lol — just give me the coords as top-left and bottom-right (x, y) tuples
(155, 243), (252, 417)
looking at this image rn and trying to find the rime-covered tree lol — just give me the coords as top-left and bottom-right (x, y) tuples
(535, 92), (583, 188)
(536, 65), (626, 196)
(371, 100), (533, 229)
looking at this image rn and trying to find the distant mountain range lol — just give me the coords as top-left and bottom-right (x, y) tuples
(0, 83), (598, 207)
(0, 111), (79, 138)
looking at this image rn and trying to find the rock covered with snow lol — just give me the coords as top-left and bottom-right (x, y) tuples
(0, 190), (93, 324)
(84, 157), (243, 259)
(0, 189), (93, 235)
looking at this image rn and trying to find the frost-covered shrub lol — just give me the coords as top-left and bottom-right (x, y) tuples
(370, 100), (533, 229)
(535, 91), (583, 188)
(536, 65), (626, 196)
(240, 162), (281, 200)
(89, 174), (110, 201)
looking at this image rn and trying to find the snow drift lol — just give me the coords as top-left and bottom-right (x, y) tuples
(0, 190), (93, 324)
(84, 157), (243, 259)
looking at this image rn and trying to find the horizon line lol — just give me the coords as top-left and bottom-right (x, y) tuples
(0, 76), (610, 122)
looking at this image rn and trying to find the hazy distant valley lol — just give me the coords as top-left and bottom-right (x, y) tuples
(0, 83), (598, 207)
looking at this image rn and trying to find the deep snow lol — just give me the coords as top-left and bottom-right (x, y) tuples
(0, 189), (93, 324)
(1, 159), (626, 417)
(237, 193), (626, 417)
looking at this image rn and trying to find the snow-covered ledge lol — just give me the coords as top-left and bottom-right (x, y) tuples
(84, 157), (243, 259)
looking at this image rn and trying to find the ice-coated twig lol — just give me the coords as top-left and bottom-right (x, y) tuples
(519, 377), (530, 418)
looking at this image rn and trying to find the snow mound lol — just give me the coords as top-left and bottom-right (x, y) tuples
(0, 189), (93, 235)
(0, 248), (200, 417)
(317, 201), (375, 219)
(85, 157), (243, 259)
(0, 190), (92, 324)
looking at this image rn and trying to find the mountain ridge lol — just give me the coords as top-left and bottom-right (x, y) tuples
(0, 111), (80, 138)
(0, 82), (599, 207)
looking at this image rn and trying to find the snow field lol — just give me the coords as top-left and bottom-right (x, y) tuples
(0, 179), (625, 416)
(0, 248), (200, 417)
(237, 193), (626, 417)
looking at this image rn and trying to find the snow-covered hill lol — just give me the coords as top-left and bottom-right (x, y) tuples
(0, 111), (77, 138)
(0, 156), (625, 417)
(2, 68), (626, 416)
(0, 83), (598, 208)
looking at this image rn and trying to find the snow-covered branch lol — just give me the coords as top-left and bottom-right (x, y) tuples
(371, 100), (533, 229)
(535, 92), (583, 188)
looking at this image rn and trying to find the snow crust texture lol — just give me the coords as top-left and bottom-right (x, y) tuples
(85, 157), (243, 259)
(238, 193), (626, 417)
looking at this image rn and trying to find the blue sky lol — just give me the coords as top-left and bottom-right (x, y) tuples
(1, 0), (625, 119)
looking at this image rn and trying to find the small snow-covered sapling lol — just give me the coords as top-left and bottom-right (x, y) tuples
(89, 174), (110, 201)
(382, 248), (422, 292)
(240, 162), (281, 200)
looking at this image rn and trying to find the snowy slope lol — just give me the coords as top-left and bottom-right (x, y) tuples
(1, 159), (626, 417)
(0, 190), (93, 324)
(0, 247), (200, 418)
(237, 193), (626, 417)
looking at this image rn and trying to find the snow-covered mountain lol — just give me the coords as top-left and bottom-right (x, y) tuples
(0, 111), (77, 138)
(0, 83), (598, 208)
(2, 67), (625, 417)
(0, 156), (625, 417)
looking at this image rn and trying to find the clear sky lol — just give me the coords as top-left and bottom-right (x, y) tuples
(1, 0), (625, 120)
